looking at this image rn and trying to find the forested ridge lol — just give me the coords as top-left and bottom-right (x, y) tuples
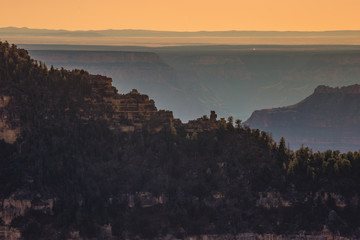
(1, 42), (360, 239)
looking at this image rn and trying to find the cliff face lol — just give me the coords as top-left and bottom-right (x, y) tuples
(79, 75), (175, 133)
(245, 85), (360, 151)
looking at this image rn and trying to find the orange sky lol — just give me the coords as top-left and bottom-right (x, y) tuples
(2, 0), (360, 31)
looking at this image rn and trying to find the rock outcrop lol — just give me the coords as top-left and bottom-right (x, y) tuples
(0, 97), (20, 143)
(185, 111), (218, 133)
(103, 88), (176, 132)
(0, 190), (54, 240)
(0, 226), (21, 240)
(245, 85), (360, 152)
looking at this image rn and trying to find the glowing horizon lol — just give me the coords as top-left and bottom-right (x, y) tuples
(3, 0), (360, 32)
(3, 26), (360, 32)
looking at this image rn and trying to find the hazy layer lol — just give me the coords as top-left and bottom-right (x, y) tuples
(1, 28), (360, 46)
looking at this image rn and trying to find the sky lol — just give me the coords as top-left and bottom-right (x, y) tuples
(2, 0), (360, 31)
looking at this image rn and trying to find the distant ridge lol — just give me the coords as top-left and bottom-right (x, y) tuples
(1, 27), (360, 37)
(2, 27), (359, 46)
(245, 84), (360, 152)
